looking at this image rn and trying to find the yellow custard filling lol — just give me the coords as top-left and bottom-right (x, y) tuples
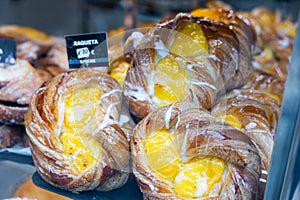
(224, 114), (242, 130)
(109, 59), (130, 88)
(190, 8), (222, 21)
(145, 128), (226, 198)
(170, 22), (208, 57)
(151, 57), (188, 106)
(145, 129), (180, 181)
(174, 156), (225, 198)
(266, 93), (282, 104)
(60, 87), (103, 173)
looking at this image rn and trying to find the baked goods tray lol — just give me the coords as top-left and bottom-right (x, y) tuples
(0, 150), (33, 165)
(0, 145), (32, 165)
(31, 14), (300, 200)
(32, 172), (142, 200)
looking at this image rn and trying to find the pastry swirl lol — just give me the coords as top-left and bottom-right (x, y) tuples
(131, 103), (261, 199)
(124, 11), (256, 119)
(0, 60), (45, 125)
(211, 88), (281, 197)
(25, 69), (130, 192)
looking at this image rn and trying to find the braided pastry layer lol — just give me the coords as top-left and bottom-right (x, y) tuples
(131, 103), (261, 199)
(124, 11), (256, 119)
(25, 69), (130, 192)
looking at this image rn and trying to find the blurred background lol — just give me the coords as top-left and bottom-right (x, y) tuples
(0, 0), (299, 37)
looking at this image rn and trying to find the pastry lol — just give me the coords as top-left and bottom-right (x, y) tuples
(243, 72), (285, 104)
(0, 25), (68, 72)
(131, 103), (261, 199)
(107, 44), (131, 88)
(0, 25), (68, 149)
(0, 25), (56, 45)
(25, 69), (130, 192)
(190, 7), (259, 89)
(211, 88), (281, 196)
(0, 59), (45, 125)
(0, 124), (23, 149)
(246, 7), (296, 81)
(124, 11), (256, 119)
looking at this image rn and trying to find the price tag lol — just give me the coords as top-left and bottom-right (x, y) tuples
(0, 38), (17, 65)
(65, 32), (109, 69)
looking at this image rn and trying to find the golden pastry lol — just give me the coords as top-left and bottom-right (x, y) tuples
(0, 25), (68, 72)
(211, 89), (281, 196)
(124, 11), (256, 119)
(243, 72), (285, 104)
(25, 69), (130, 192)
(0, 25), (55, 44)
(107, 45), (131, 88)
(0, 59), (44, 125)
(131, 103), (261, 199)
(246, 7), (296, 81)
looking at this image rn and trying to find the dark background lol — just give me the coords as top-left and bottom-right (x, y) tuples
(0, 0), (299, 36)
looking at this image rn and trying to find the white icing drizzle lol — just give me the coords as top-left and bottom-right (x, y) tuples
(165, 103), (175, 129)
(175, 171), (184, 183)
(195, 177), (208, 197)
(278, 37), (290, 48)
(191, 81), (217, 91)
(99, 89), (122, 100)
(131, 32), (144, 49)
(205, 135), (210, 153)
(175, 111), (181, 129)
(154, 39), (169, 58)
(92, 101), (120, 137)
(119, 114), (130, 126)
(251, 60), (262, 69)
(56, 95), (66, 139)
(260, 178), (267, 183)
(124, 82), (151, 102)
(245, 122), (257, 130)
(181, 123), (190, 162)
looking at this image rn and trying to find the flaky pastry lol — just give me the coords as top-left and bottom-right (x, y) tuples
(124, 11), (256, 119)
(25, 69), (130, 192)
(211, 88), (281, 196)
(131, 103), (261, 199)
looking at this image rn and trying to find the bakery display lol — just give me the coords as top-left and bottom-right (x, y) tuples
(126, 2), (295, 199)
(25, 69), (131, 192)
(131, 103), (261, 199)
(0, 25), (68, 150)
(0, 0), (297, 199)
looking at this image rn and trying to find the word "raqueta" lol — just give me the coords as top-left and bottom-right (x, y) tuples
(73, 39), (99, 46)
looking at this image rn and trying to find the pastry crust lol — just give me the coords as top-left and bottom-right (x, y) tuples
(25, 69), (130, 192)
(0, 60), (44, 105)
(0, 25), (69, 71)
(243, 72), (285, 104)
(0, 60), (45, 125)
(131, 103), (261, 199)
(124, 11), (256, 119)
(211, 88), (281, 197)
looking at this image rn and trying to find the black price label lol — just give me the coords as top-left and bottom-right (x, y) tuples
(0, 38), (17, 65)
(65, 32), (109, 69)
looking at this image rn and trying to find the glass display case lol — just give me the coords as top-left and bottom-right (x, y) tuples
(0, 0), (299, 199)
